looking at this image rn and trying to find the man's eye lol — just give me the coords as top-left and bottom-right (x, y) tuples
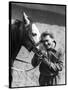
(45, 40), (48, 42)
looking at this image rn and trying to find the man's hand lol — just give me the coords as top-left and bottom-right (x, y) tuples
(50, 62), (58, 71)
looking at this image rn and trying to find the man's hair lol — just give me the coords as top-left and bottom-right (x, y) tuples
(40, 32), (54, 42)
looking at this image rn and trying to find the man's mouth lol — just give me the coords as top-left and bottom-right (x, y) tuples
(46, 44), (51, 48)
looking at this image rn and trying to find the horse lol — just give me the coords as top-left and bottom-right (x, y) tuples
(9, 12), (41, 88)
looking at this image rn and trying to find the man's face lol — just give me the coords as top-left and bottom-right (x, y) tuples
(43, 35), (53, 49)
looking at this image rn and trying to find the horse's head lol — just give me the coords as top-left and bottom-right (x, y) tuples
(11, 12), (41, 53)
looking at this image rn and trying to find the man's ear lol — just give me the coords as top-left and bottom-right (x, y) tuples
(53, 40), (56, 48)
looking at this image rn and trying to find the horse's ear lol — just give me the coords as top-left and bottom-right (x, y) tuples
(22, 12), (31, 27)
(22, 12), (26, 24)
(23, 12), (28, 17)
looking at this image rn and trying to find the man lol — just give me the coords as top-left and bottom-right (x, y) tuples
(31, 32), (63, 86)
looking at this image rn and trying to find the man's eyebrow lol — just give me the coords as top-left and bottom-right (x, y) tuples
(44, 39), (48, 41)
(45, 39), (48, 41)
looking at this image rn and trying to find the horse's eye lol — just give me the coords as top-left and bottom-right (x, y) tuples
(32, 33), (37, 36)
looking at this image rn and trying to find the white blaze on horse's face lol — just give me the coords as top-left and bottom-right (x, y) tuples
(32, 23), (41, 44)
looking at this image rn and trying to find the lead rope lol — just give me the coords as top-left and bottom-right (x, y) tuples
(11, 58), (38, 72)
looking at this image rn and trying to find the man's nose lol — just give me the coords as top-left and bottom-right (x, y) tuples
(48, 43), (51, 46)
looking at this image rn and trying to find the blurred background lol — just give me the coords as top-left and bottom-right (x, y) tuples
(10, 2), (66, 87)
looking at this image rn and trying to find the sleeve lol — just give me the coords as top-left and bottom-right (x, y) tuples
(31, 54), (41, 67)
(55, 58), (63, 71)
(49, 50), (63, 72)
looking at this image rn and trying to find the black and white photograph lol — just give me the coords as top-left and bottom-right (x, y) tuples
(9, 2), (66, 88)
